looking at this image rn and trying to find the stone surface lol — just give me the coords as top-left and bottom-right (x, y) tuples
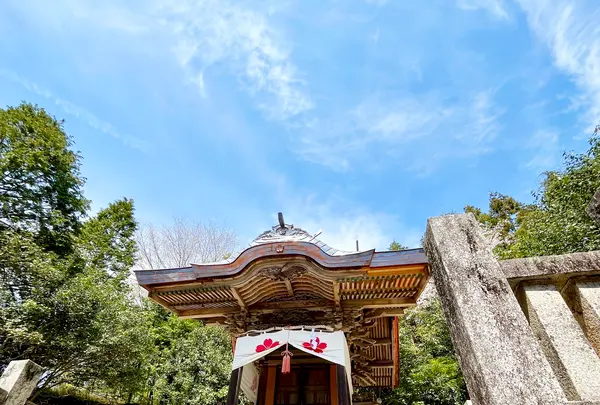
(424, 214), (567, 405)
(524, 284), (600, 401)
(500, 251), (600, 285)
(575, 282), (600, 356)
(0, 360), (43, 405)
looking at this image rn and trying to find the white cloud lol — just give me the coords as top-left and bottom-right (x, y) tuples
(457, 0), (509, 19)
(0, 69), (148, 152)
(525, 129), (560, 171)
(277, 194), (422, 251)
(295, 90), (504, 173)
(4, 0), (312, 123)
(157, 0), (313, 121)
(517, 0), (600, 130)
(461, 89), (504, 145)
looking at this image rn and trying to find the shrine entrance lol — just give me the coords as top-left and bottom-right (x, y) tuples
(135, 213), (430, 405)
(260, 349), (333, 405)
(230, 329), (353, 405)
(275, 363), (330, 405)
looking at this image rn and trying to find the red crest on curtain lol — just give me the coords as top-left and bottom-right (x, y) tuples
(255, 338), (280, 353)
(302, 337), (327, 353)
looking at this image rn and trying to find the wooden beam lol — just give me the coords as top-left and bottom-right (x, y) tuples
(284, 280), (294, 297)
(230, 287), (246, 309)
(226, 368), (242, 405)
(179, 306), (240, 319)
(333, 282), (340, 306)
(342, 297), (414, 309)
(366, 265), (427, 277)
(392, 316), (400, 388)
(374, 338), (393, 346)
(413, 270), (431, 302)
(364, 308), (405, 321)
(265, 365), (277, 405)
(330, 364), (339, 405)
(336, 365), (351, 405)
(370, 360), (394, 368)
(250, 299), (334, 311)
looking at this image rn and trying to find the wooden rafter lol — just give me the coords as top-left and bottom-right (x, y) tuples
(179, 306), (240, 319)
(230, 287), (246, 309)
(342, 297), (414, 308)
(284, 280), (294, 296)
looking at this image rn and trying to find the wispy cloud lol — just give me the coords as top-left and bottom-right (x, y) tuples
(296, 89), (504, 173)
(517, 0), (600, 130)
(4, 0), (313, 123)
(278, 193), (422, 251)
(157, 0), (313, 121)
(0, 69), (148, 152)
(457, 0), (509, 19)
(525, 129), (560, 171)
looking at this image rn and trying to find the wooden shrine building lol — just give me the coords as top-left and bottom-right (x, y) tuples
(135, 214), (430, 405)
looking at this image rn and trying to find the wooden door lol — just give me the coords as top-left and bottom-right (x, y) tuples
(275, 365), (330, 405)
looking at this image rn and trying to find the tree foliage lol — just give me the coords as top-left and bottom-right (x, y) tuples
(466, 130), (600, 259)
(0, 102), (233, 405)
(387, 300), (467, 405)
(0, 103), (87, 254)
(147, 308), (232, 405)
(389, 241), (409, 251)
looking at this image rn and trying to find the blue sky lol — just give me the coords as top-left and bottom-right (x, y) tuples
(0, 0), (598, 250)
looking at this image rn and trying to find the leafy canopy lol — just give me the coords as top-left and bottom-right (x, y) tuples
(466, 130), (600, 259)
(388, 300), (467, 405)
(0, 103), (87, 254)
(0, 102), (233, 405)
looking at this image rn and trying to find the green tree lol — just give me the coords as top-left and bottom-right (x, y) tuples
(389, 241), (408, 251)
(387, 300), (467, 405)
(0, 202), (153, 397)
(0, 103), (152, 401)
(146, 308), (232, 405)
(466, 130), (600, 259)
(0, 103), (87, 254)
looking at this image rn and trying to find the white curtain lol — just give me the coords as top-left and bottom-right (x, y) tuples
(232, 329), (353, 401)
(240, 364), (259, 403)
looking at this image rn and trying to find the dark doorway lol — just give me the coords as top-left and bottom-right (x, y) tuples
(275, 364), (330, 405)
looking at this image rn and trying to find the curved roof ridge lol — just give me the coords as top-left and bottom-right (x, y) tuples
(249, 222), (364, 257)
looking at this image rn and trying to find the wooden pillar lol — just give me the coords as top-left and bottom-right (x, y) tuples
(264, 365), (277, 405)
(256, 366), (268, 405)
(226, 368), (243, 405)
(335, 365), (350, 405)
(392, 316), (400, 388)
(329, 364), (339, 405)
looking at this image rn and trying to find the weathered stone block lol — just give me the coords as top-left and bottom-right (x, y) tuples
(424, 214), (567, 405)
(0, 360), (43, 405)
(576, 282), (600, 356)
(524, 284), (600, 401)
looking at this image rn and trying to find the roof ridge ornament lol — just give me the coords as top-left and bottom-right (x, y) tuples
(252, 212), (311, 244)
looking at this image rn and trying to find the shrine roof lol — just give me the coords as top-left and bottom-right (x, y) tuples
(134, 215), (430, 389)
